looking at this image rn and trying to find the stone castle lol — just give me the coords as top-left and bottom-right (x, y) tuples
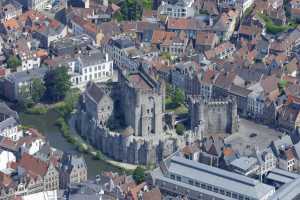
(75, 70), (187, 165)
(75, 70), (240, 165)
(189, 96), (239, 138)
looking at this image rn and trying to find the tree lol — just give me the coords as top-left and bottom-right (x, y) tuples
(133, 166), (145, 184)
(142, 0), (152, 10)
(7, 55), (21, 71)
(278, 80), (288, 95)
(17, 85), (34, 109)
(175, 123), (185, 135)
(173, 88), (185, 107)
(44, 67), (71, 102)
(120, 0), (143, 21)
(31, 78), (46, 103)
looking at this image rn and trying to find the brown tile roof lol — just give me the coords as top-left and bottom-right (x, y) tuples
(128, 74), (152, 90)
(19, 154), (48, 178)
(143, 188), (162, 200)
(239, 25), (260, 36)
(3, 18), (19, 30)
(196, 32), (217, 46)
(182, 145), (193, 155)
(214, 71), (236, 89)
(285, 148), (295, 160)
(201, 69), (216, 84)
(260, 75), (279, 94)
(0, 137), (18, 152)
(223, 147), (234, 157)
(129, 182), (146, 200)
(0, 172), (14, 188)
(152, 30), (175, 44)
(36, 49), (48, 58)
(167, 18), (206, 30)
(72, 15), (97, 33)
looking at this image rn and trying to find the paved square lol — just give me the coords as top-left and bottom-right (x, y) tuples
(225, 119), (284, 155)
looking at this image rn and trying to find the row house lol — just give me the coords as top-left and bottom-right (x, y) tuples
(17, 128), (46, 156)
(67, 13), (121, 46)
(166, 17), (209, 39)
(105, 36), (158, 72)
(269, 27), (300, 56)
(217, 0), (253, 11)
(0, 11), (67, 49)
(0, 0), (22, 23)
(204, 42), (236, 60)
(276, 100), (300, 133)
(290, 0), (300, 20)
(151, 30), (189, 57)
(195, 32), (219, 52)
(59, 154), (88, 189)
(270, 135), (297, 171)
(12, 38), (41, 72)
(213, 10), (238, 41)
(18, 153), (60, 192)
(0, 103), (23, 141)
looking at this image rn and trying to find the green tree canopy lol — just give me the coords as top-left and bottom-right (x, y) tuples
(173, 87), (185, 107)
(7, 55), (21, 71)
(31, 78), (46, 103)
(175, 123), (185, 135)
(132, 166), (146, 184)
(44, 67), (71, 102)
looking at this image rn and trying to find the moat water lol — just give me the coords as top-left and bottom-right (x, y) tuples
(19, 109), (122, 178)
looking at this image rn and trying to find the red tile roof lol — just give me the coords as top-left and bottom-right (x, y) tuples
(18, 154), (48, 178)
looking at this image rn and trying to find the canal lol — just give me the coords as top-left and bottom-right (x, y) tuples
(19, 109), (122, 178)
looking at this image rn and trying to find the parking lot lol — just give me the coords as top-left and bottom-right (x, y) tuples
(225, 119), (284, 156)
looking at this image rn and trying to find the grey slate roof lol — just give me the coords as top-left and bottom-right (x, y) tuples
(272, 176), (300, 200)
(230, 157), (258, 171)
(266, 168), (299, 184)
(6, 67), (48, 84)
(271, 135), (293, 156)
(159, 156), (275, 199)
(78, 51), (108, 68)
(85, 82), (106, 103)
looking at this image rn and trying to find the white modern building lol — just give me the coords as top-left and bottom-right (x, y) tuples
(159, 0), (195, 18)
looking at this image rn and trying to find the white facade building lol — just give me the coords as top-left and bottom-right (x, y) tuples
(0, 150), (16, 171)
(67, 52), (113, 89)
(159, 0), (195, 18)
(0, 103), (23, 141)
(247, 83), (265, 119)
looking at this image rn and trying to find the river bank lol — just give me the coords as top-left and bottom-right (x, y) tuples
(19, 109), (129, 178)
